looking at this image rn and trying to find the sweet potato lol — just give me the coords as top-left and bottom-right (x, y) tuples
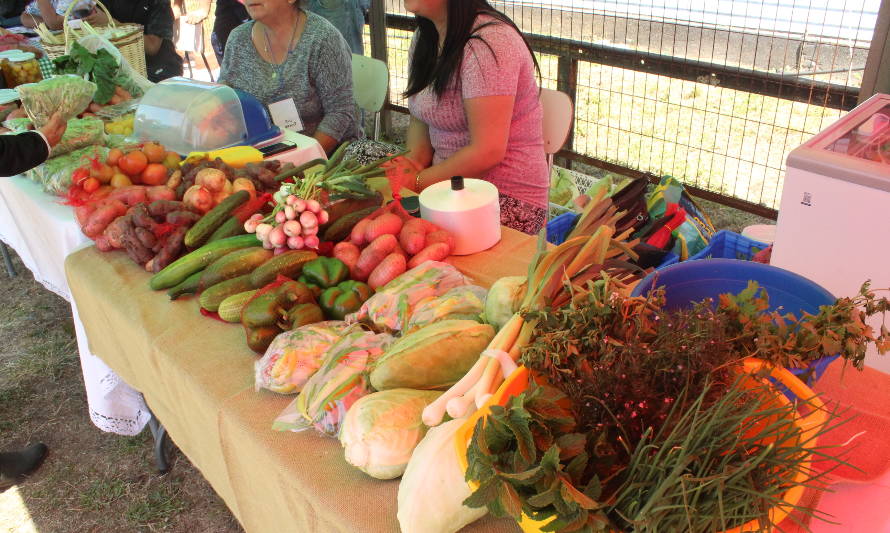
(407, 242), (451, 269)
(82, 200), (127, 237)
(129, 204), (159, 232)
(104, 214), (132, 248)
(147, 185), (176, 202)
(333, 241), (361, 275)
(165, 210), (201, 226)
(399, 218), (429, 255)
(153, 226), (188, 272)
(108, 186), (148, 206)
(368, 252), (407, 289)
(424, 230), (455, 254)
(120, 228), (154, 265)
(364, 212), (403, 242)
(74, 204), (95, 228)
(354, 234), (398, 281)
(148, 200), (186, 217)
(350, 217), (372, 247)
(94, 234), (113, 252)
(135, 227), (157, 250)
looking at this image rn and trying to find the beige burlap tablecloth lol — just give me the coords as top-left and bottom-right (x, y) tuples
(65, 227), (538, 532)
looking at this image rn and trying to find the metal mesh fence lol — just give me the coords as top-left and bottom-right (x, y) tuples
(377, 0), (879, 213)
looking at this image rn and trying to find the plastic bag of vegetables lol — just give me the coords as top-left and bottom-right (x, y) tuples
(50, 117), (105, 157)
(339, 389), (442, 479)
(404, 285), (487, 333)
(272, 326), (394, 436)
(26, 145), (107, 195)
(255, 321), (348, 394)
(397, 419), (487, 533)
(18, 75), (96, 127)
(349, 261), (472, 332)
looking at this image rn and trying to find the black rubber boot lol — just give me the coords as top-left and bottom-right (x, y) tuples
(0, 443), (48, 490)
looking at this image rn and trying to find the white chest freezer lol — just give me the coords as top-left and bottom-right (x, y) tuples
(772, 93), (890, 374)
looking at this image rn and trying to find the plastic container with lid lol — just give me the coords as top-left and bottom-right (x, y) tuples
(132, 77), (251, 155)
(1, 51), (42, 88)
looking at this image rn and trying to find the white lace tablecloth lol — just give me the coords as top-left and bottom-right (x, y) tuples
(0, 176), (150, 435)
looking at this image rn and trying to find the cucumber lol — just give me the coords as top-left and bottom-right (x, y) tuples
(149, 234), (261, 290)
(249, 250), (317, 289)
(273, 158), (327, 182)
(199, 247), (272, 290)
(199, 274), (255, 312)
(322, 206), (377, 242)
(218, 290), (258, 323)
(184, 190), (251, 248)
(207, 215), (247, 243)
(167, 270), (203, 300)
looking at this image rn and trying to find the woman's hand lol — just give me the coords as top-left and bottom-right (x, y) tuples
(381, 155), (425, 192)
(84, 7), (109, 26)
(39, 112), (67, 148)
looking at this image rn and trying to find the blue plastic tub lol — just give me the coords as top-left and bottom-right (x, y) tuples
(631, 259), (838, 399)
(688, 230), (769, 262)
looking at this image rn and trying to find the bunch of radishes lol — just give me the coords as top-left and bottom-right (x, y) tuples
(244, 194), (330, 252)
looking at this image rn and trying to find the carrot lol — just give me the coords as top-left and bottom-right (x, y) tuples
(350, 217), (372, 246)
(333, 241), (361, 277)
(354, 234), (398, 281)
(424, 230), (455, 254)
(364, 212), (403, 242)
(407, 242), (450, 269)
(367, 252), (407, 290)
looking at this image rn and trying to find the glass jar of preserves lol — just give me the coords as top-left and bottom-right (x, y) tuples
(1, 52), (42, 88)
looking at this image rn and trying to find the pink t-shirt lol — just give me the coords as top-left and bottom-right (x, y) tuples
(408, 16), (549, 209)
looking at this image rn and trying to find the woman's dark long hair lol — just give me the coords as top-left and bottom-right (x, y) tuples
(404, 0), (539, 98)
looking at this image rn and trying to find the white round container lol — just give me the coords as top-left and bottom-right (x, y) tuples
(419, 177), (501, 255)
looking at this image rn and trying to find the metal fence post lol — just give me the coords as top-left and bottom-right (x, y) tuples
(860, 0), (890, 102)
(556, 54), (578, 169)
(369, 0), (393, 139)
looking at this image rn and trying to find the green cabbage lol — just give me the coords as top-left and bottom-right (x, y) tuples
(483, 276), (526, 330)
(339, 389), (442, 480)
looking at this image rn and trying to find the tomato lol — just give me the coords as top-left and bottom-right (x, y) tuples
(119, 150), (148, 177)
(110, 173), (132, 188)
(142, 142), (166, 164)
(107, 148), (123, 166)
(162, 151), (181, 170)
(140, 163), (168, 186)
(91, 163), (114, 184)
(82, 177), (100, 193)
(71, 167), (90, 186)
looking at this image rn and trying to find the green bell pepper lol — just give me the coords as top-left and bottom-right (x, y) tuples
(298, 274), (323, 299)
(319, 280), (373, 320)
(302, 257), (350, 289)
(287, 303), (324, 329)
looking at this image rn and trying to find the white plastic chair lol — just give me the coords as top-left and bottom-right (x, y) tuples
(351, 53), (389, 140)
(539, 88), (573, 171)
(176, 18), (214, 82)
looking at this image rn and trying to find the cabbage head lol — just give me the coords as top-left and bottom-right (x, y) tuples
(339, 389), (442, 480)
(483, 276), (526, 330)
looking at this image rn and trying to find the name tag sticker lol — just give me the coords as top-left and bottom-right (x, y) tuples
(268, 99), (304, 132)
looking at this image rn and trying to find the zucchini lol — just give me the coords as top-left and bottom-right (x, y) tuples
(149, 234), (261, 290)
(218, 290), (258, 323)
(184, 190), (251, 248)
(199, 247), (272, 290)
(249, 250), (317, 288)
(207, 215), (246, 243)
(167, 270), (203, 300)
(199, 274), (255, 312)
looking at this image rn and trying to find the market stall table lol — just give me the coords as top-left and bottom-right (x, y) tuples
(65, 227), (538, 532)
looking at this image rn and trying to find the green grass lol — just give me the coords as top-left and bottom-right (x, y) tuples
(124, 482), (188, 527)
(80, 478), (128, 511)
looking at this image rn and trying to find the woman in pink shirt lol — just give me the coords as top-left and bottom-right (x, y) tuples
(400, 0), (549, 234)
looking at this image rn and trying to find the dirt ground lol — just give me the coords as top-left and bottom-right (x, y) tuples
(0, 249), (242, 533)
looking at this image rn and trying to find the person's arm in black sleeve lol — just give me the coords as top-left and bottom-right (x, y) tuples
(142, 0), (176, 57)
(0, 131), (49, 176)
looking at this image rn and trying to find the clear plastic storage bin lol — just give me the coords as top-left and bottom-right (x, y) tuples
(132, 77), (248, 155)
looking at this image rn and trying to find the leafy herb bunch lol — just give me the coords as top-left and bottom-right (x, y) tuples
(53, 42), (138, 105)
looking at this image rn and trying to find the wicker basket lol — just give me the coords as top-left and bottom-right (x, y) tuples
(40, 0), (146, 78)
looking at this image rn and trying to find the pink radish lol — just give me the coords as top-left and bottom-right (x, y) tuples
(287, 235), (304, 249)
(300, 211), (318, 229)
(305, 199), (321, 214)
(256, 223), (273, 240)
(244, 218), (261, 233)
(275, 211), (287, 224)
(282, 220), (302, 237)
(317, 210), (330, 225)
(269, 225), (287, 248)
(304, 235), (320, 249)
(302, 225), (318, 237)
(293, 198), (306, 212)
(274, 246), (288, 255)
(286, 195), (298, 206)
(262, 238), (275, 250)
(284, 205), (296, 220)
